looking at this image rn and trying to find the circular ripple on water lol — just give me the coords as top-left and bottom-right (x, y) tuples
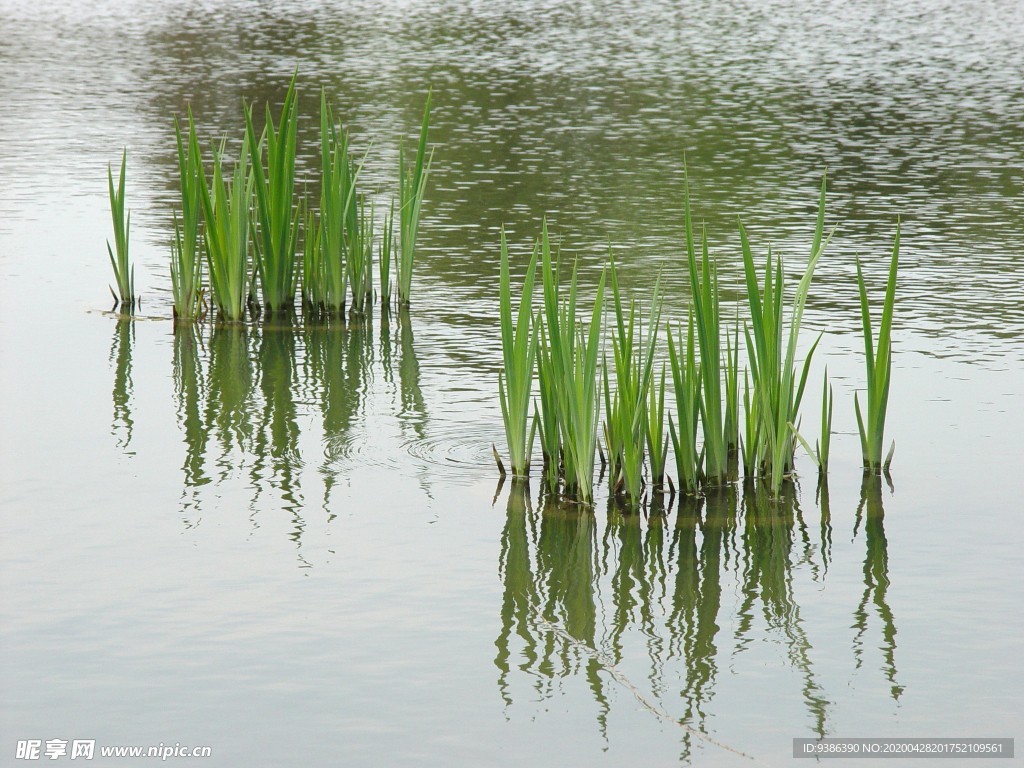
(400, 423), (506, 480)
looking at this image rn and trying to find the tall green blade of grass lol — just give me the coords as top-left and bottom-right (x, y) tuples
(498, 228), (539, 477)
(855, 223), (899, 470)
(724, 322), (740, 455)
(107, 148), (134, 308)
(300, 206), (324, 313)
(397, 91), (433, 307)
(201, 134), (254, 322)
(740, 368), (759, 477)
(319, 90), (350, 314)
(645, 362), (669, 490)
(171, 111), (205, 321)
(740, 173), (833, 495)
(320, 90), (372, 315)
(681, 166), (728, 483)
(536, 222), (605, 503)
(537, 221), (566, 485)
(791, 368), (834, 475)
(607, 256), (662, 508)
(380, 199), (395, 309)
(818, 368), (833, 471)
(245, 73), (300, 312)
(559, 263), (606, 503)
(346, 194), (375, 314)
(535, 318), (562, 486)
(668, 311), (702, 493)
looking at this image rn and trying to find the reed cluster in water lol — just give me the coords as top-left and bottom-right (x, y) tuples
(106, 74), (432, 322)
(497, 173), (900, 505)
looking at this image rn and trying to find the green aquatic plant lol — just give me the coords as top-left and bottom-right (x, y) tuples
(605, 257), (662, 508)
(396, 91), (433, 307)
(346, 194), (375, 315)
(497, 228), (539, 477)
(740, 174), (833, 496)
(681, 169), (728, 484)
(245, 74), (300, 312)
(855, 224), (899, 471)
(817, 368), (833, 472)
(536, 224), (606, 503)
(380, 199), (395, 309)
(171, 112), (205, 321)
(667, 311), (703, 494)
(320, 91), (369, 315)
(106, 148), (134, 308)
(724, 322), (740, 455)
(645, 362), (669, 491)
(792, 367), (833, 475)
(300, 206), (324, 312)
(201, 134), (254, 322)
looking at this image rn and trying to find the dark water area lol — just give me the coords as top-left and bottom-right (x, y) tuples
(1, 0), (1022, 765)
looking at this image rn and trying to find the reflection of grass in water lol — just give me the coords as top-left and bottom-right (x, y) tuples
(396, 310), (427, 440)
(251, 325), (302, 505)
(494, 485), (609, 734)
(173, 325), (209, 490)
(205, 325), (256, 472)
(305, 317), (373, 512)
(736, 483), (829, 737)
(492, 479), (864, 757)
(852, 472), (903, 701)
(109, 318), (135, 451)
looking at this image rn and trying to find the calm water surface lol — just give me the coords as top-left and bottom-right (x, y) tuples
(1, 0), (1022, 765)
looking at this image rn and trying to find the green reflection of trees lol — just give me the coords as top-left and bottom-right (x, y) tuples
(109, 318), (135, 452)
(852, 473), (903, 701)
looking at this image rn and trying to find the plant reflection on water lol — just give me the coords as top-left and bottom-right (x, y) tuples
(494, 476), (900, 756)
(137, 310), (426, 555)
(117, 314), (900, 748)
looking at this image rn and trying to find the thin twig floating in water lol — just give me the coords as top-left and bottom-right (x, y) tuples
(527, 600), (755, 761)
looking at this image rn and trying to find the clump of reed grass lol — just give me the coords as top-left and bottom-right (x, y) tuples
(346, 194), (375, 315)
(667, 310), (703, 493)
(855, 223), (899, 471)
(604, 257), (662, 508)
(497, 227), (539, 477)
(741, 174), (833, 496)
(171, 112), (205, 321)
(681, 170), (730, 485)
(535, 223), (606, 504)
(107, 148), (135, 308)
(245, 74), (300, 312)
(319, 90), (371, 316)
(645, 362), (670, 492)
(201, 134), (254, 322)
(647, 364), (671, 495)
(396, 92), (433, 307)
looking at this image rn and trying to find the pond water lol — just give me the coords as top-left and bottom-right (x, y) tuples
(1, 0), (1022, 765)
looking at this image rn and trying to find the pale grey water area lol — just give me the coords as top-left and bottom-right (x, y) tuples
(1, 0), (1022, 765)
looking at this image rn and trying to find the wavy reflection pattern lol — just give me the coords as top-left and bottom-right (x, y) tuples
(145, 315), (434, 556)
(494, 480), (900, 752)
